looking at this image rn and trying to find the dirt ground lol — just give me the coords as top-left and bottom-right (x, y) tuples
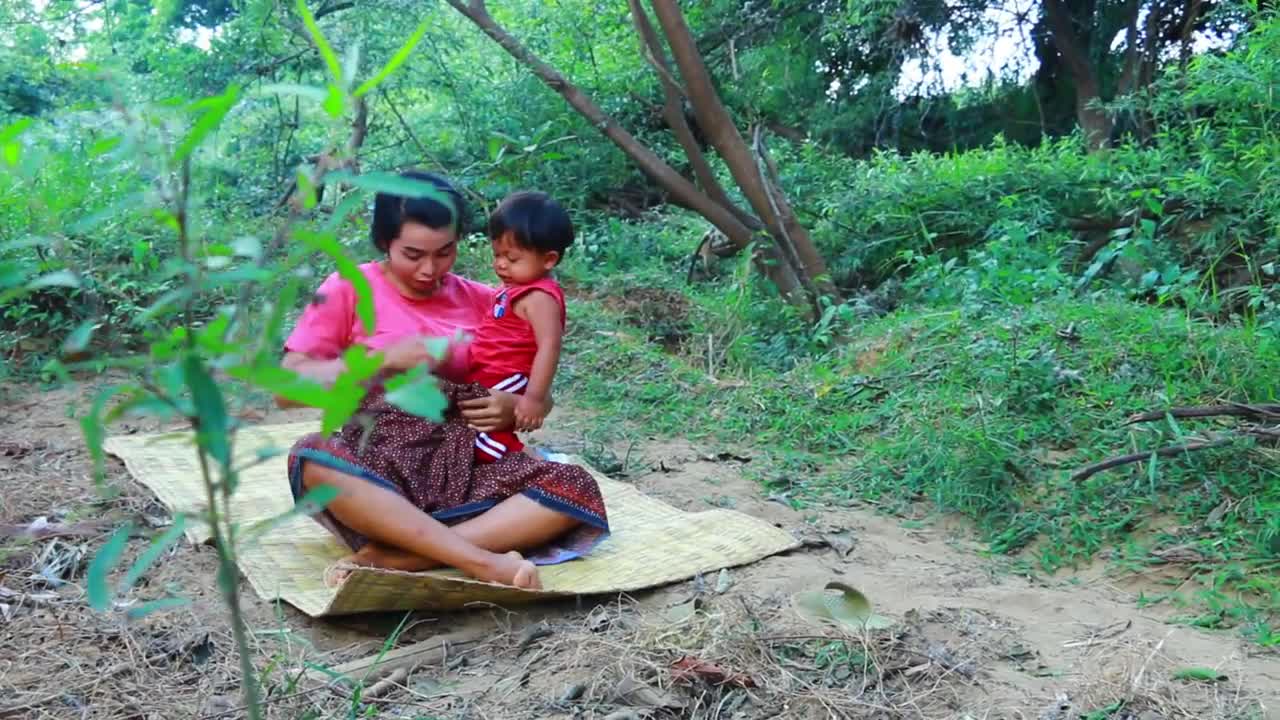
(1, 378), (1278, 719)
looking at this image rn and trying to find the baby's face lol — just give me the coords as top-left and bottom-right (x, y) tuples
(490, 232), (559, 286)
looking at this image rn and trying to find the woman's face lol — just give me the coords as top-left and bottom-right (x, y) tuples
(384, 221), (458, 298)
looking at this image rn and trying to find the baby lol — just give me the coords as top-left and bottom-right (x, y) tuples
(466, 191), (573, 462)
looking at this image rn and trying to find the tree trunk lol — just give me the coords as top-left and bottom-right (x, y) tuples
(1116, 0), (1142, 94)
(627, 0), (759, 232)
(648, 0), (837, 301)
(442, 0), (803, 298)
(1179, 0), (1205, 66)
(1043, 0), (1113, 152)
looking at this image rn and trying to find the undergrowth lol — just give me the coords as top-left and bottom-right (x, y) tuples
(542, 214), (1280, 645)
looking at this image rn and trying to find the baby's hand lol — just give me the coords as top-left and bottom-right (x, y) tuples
(514, 395), (549, 432)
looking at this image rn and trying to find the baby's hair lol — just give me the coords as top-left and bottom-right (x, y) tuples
(370, 170), (466, 252)
(487, 191), (574, 258)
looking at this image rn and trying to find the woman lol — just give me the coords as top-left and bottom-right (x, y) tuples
(279, 171), (608, 589)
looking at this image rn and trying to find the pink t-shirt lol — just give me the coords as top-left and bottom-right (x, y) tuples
(284, 261), (493, 379)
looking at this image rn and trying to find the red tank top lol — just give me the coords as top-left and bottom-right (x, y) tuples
(467, 277), (566, 382)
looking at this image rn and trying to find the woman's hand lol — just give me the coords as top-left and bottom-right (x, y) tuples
(458, 389), (555, 433)
(457, 390), (518, 433)
(381, 336), (445, 373)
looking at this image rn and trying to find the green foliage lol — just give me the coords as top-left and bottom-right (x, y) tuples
(0, 9), (457, 717)
(0, 0), (1276, 687)
(385, 365), (450, 421)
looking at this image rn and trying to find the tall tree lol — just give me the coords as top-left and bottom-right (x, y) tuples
(442, 0), (837, 308)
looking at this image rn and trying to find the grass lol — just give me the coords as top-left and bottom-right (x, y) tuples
(532, 213), (1280, 644)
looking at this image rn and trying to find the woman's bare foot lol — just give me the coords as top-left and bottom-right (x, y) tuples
(326, 542), (440, 586)
(329, 546), (540, 590)
(347, 542), (439, 572)
(476, 551), (541, 590)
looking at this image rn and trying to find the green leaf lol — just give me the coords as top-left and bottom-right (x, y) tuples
(324, 191), (368, 232)
(119, 515), (187, 594)
(295, 230), (376, 334)
(258, 83), (329, 102)
(0, 117), (33, 145)
(296, 169), (318, 209)
(89, 136), (122, 157)
(327, 171), (455, 230)
(384, 366), (448, 421)
(423, 336), (449, 361)
(182, 354), (231, 469)
(232, 236), (263, 260)
(321, 391), (365, 435)
(792, 581), (894, 631)
(244, 484), (342, 545)
(3, 142), (20, 167)
(353, 20), (430, 97)
(196, 313), (233, 353)
(62, 319), (97, 355)
(138, 287), (194, 323)
(322, 84), (345, 118)
(326, 170), (451, 205)
(0, 263), (25, 292)
(341, 344), (383, 381)
(205, 267), (275, 287)
(0, 236), (47, 252)
(1171, 667), (1227, 683)
(296, 484), (341, 515)
(174, 85), (241, 162)
(87, 524), (133, 612)
(1080, 700), (1125, 720)
(125, 597), (190, 621)
(81, 386), (125, 488)
(104, 388), (177, 423)
(27, 270), (81, 290)
(260, 278), (300, 357)
(227, 364), (332, 408)
(296, 0), (343, 84)
(318, 345), (381, 434)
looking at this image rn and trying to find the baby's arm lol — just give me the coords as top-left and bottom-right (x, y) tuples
(513, 290), (563, 431)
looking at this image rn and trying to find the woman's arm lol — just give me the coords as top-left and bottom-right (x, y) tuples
(275, 352), (348, 408)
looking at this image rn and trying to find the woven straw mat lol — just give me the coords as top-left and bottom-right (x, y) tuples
(104, 422), (800, 617)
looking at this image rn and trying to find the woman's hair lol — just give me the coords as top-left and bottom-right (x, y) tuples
(370, 171), (466, 253)
(487, 191), (574, 257)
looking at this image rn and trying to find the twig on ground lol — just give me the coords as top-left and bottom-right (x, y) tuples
(1070, 439), (1234, 482)
(1124, 403), (1280, 425)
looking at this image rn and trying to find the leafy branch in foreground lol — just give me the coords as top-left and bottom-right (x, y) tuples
(0, 7), (458, 718)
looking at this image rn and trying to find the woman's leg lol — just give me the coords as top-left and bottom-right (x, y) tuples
(454, 494), (579, 549)
(302, 463), (539, 589)
(347, 494), (579, 572)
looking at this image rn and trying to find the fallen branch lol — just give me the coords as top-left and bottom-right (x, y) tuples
(1070, 439), (1233, 482)
(359, 667), (410, 701)
(306, 627), (486, 688)
(1124, 403), (1280, 425)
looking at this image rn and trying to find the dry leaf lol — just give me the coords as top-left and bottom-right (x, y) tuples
(670, 656), (756, 688)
